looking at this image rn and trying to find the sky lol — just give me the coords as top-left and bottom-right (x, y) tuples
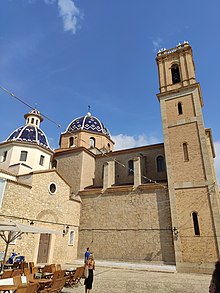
(0, 0), (219, 185)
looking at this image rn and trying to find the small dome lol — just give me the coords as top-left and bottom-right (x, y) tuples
(6, 110), (50, 149)
(66, 112), (111, 137)
(7, 125), (50, 149)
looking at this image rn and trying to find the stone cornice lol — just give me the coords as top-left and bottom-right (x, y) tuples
(96, 143), (164, 158)
(157, 83), (203, 107)
(60, 128), (115, 144)
(54, 146), (96, 158)
(0, 140), (54, 154)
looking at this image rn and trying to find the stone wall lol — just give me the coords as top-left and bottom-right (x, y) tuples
(78, 185), (175, 264)
(0, 170), (81, 264)
(176, 187), (218, 263)
(168, 122), (206, 182)
(94, 145), (167, 187)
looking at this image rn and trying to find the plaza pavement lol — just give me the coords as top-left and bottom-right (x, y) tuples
(62, 260), (212, 293)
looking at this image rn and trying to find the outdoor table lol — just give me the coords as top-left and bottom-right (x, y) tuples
(42, 272), (53, 279)
(0, 284), (18, 291)
(66, 268), (76, 272)
(3, 264), (13, 269)
(0, 276), (26, 292)
(36, 265), (45, 272)
(65, 268), (76, 288)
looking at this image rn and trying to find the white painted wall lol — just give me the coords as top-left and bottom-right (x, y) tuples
(0, 142), (53, 175)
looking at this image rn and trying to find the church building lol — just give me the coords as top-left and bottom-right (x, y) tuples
(0, 42), (219, 273)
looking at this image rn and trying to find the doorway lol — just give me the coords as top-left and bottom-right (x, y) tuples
(37, 234), (51, 263)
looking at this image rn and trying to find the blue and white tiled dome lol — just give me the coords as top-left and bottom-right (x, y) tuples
(6, 110), (51, 149)
(7, 125), (50, 149)
(66, 112), (111, 137)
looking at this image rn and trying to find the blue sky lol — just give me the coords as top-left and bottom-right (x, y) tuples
(0, 0), (219, 184)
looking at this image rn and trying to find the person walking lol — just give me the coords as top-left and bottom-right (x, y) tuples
(84, 254), (95, 293)
(84, 247), (90, 263)
(209, 260), (220, 293)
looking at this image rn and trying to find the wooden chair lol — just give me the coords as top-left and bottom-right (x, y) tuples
(13, 275), (22, 287)
(12, 261), (20, 269)
(58, 270), (66, 278)
(32, 266), (39, 275)
(15, 283), (39, 293)
(29, 262), (34, 273)
(42, 265), (54, 279)
(50, 270), (60, 284)
(56, 277), (67, 293)
(24, 267), (31, 276)
(66, 266), (84, 287)
(27, 282), (39, 293)
(50, 264), (56, 273)
(1, 269), (13, 279)
(42, 265), (51, 274)
(26, 273), (35, 283)
(19, 261), (28, 273)
(15, 284), (29, 293)
(39, 277), (67, 293)
(12, 269), (21, 276)
(73, 266), (84, 284)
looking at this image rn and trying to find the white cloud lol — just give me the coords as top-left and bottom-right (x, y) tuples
(44, 0), (81, 34)
(57, 0), (81, 34)
(214, 141), (220, 187)
(152, 37), (163, 51)
(112, 134), (161, 151)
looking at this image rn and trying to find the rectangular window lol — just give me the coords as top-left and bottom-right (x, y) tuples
(20, 151), (28, 162)
(128, 160), (134, 175)
(68, 230), (75, 246)
(2, 151), (7, 162)
(39, 155), (45, 166)
(0, 179), (7, 208)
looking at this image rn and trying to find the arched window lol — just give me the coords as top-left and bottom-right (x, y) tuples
(69, 230), (75, 245)
(107, 143), (111, 152)
(52, 160), (57, 168)
(192, 212), (200, 236)
(157, 156), (165, 172)
(183, 143), (189, 161)
(178, 102), (183, 115)
(31, 118), (34, 124)
(69, 137), (74, 147)
(20, 151), (28, 162)
(90, 137), (96, 148)
(171, 64), (181, 84)
(128, 160), (134, 175)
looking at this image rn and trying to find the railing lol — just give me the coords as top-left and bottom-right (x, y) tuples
(157, 41), (189, 56)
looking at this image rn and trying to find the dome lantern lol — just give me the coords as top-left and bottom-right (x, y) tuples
(24, 109), (43, 128)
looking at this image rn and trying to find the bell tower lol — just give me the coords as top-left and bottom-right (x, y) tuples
(156, 42), (220, 273)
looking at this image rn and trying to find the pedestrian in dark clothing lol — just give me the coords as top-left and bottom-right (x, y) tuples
(84, 254), (95, 293)
(209, 260), (220, 293)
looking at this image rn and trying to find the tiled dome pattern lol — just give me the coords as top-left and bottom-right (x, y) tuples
(66, 113), (111, 137)
(7, 125), (50, 149)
